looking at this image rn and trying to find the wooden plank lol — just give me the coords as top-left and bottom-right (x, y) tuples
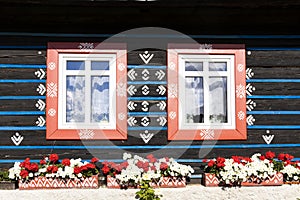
(250, 82), (300, 95)
(0, 100), (43, 111)
(253, 99), (300, 111)
(0, 68), (45, 79)
(0, 83), (44, 96)
(0, 50), (46, 64)
(248, 66), (300, 79)
(247, 51), (300, 67)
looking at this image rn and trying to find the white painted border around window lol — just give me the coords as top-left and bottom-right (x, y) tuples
(178, 54), (236, 130)
(58, 53), (116, 130)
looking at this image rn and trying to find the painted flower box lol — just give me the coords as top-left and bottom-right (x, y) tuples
(106, 175), (186, 189)
(18, 175), (99, 190)
(203, 173), (283, 187)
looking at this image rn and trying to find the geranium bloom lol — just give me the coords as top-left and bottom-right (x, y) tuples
(20, 170), (29, 179)
(62, 158), (71, 166)
(30, 163), (39, 172)
(40, 159), (46, 165)
(265, 151), (275, 160)
(49, 154), (59, 163)
(91, 157), (99, 163)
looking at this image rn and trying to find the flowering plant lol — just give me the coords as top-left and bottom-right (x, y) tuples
(102, 153), (194, 187)
(8, 154), (99, 181)
(204, 151), (283, 185)
(278, 153), (300, 182)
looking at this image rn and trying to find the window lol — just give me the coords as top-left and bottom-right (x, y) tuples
(46, 43), (127, 139)
(168, 44), (246, 140)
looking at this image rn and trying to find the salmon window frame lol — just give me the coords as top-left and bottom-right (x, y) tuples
(167, 44), (246, 140)
(46, 42), (127, 140)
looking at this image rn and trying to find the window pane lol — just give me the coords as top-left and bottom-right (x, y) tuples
(66, 76), (85, 122)
(209, 77), (227, 123)
(91, 76), (110, 123)
(209, 62), (227, 71)
(67, 61), (85, 70)
(91, 61), (110, 70)
(185, 77), (204, 123)
(185, 62), (203, 71)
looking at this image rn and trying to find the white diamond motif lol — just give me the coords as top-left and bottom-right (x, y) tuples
(200, 129), (215, 140)
(47, 82), (57, 98)
(118, 113), (125, 121)
(238, 64), (244, 72)
(48, 108), (56, 117)
(48, 62), (56, 71)
(79, 129), (95, 139)
(237, 111), (245, 120)
(168, 83), (177, 98)
(117, 82), (126, 97)
(118, 63), (125, 71)
(169, 111), (176, 120)
(169, 62), (175, 71)
(236, 84), (246, 99)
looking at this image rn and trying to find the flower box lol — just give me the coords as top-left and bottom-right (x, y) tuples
(18, 175), (99, 190)
(106, 175), (186, 189)
(203, 173), (283, 187)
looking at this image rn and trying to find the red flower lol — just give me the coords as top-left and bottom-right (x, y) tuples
(217, 162), (225, 168)
(74, 167), (81, 174)
(285, 154), (294, 161)
(265, 151), (275, 160)
(160, 162), (168, 171)
(62, 158), (71, 166)
(216, 157), (225, 164)
(137, 161), (144, 168)
(49, 154), (59, 163)
(232, 156), (241, 164)
(146, 154), (157, 163)
(47, 165), (58, 173)
(207, 160), (216, 167)
(80, 165), (88, 171)
(30, 163), (39, 172)
(120, 161), (129, 169)
(278, 153), (285, 161)
(85, 163), (96, 169)
(91, 157), (99, 163)
(259, 155), (266, 160)
(40, 159), (46, 165)
(20, 170), (29, 178)
(101, 165), (110, 174)
(202, 159), (208, 163)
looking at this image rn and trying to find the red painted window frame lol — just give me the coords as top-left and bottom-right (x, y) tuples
(46, 42), (127, 140)
(167, 44), (246, 140)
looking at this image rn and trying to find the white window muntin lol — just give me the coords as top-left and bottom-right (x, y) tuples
(178, 54), (235, 129)
(58, 53), (116, 129)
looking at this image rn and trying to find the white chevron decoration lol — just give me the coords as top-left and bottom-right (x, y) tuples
(11, 132), (24, 146)
(140, 130), (154, 144)
(156, 85), (166, 95)
(246, 83), (256, 96)
(157, 116), (167, 126)
(36, 84), (46, 95)
(155, 70), (165, 80)
(34, 69), (46, 79)
(35, 99), (45, 111)
(262, 131), (274, 144)
(127, 101), (137, 111)
(246, 68), (255, 79)
(156, 101), (166, 110)
(127, 117), (137, 126)
(139, 51), (154, 64)
(127, 85), (137, 96)
(246, 99), (257, 111)
(36, 116), (46, 127)
(128, 69), (137, 81)
(246, 115), (255, 126)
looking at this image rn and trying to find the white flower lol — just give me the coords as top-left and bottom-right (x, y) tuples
(123, 152), (132, 160)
